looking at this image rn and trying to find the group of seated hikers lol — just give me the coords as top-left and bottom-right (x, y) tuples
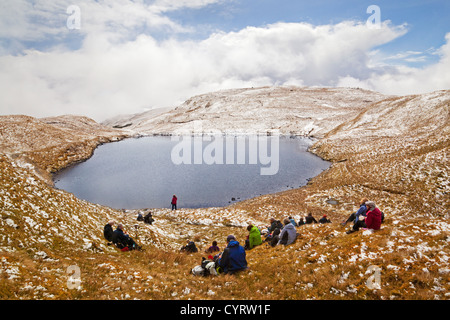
(189, 234), (249, 276)
(263, 212), (334, 247)
(103, 211), (156, 251)
(188, 217), (304, 276)
(136, 211), (154, 225)
(103, 198), (384, 275)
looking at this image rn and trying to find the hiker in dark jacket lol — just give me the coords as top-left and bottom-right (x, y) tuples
(319, 215), (331, 224)
(267, 218), (283, 233)
(181, 240), (198, 253)
(143, 212), (154, 225)
(103, 221), (114, 243)
(268, 227), (281, 247)
(218, 235), (248, 274)
(112, 224), (138, 250)
(305, 213), (317, 224)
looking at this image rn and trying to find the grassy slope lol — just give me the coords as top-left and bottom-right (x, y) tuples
(0, 91), (449, 300)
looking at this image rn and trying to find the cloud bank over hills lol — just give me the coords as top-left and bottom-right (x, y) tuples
(0, 0), (449, 122)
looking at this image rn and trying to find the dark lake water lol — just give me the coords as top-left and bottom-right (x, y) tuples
(53, 135), (330, 209)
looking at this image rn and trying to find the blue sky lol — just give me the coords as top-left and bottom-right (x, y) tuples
(164, 0), (450, 66)
(0, 0), (449, 121)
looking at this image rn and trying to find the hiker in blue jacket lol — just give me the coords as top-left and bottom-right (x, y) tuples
(341, 198), (368, 226)
(218, 235), (248, 275)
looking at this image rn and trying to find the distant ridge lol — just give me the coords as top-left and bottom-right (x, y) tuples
(102, 86), (388, 137)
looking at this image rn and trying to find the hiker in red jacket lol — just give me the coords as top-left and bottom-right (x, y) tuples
(346, 201), (382, 234)
(365, 201), (382, 230)
(171, 195), (177, 210)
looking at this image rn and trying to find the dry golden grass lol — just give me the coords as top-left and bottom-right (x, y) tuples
(1, 91), (449, 300)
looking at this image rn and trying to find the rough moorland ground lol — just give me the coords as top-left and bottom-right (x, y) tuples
(0, 88), (449, 300)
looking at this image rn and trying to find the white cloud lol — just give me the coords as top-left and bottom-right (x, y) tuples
(0, 0), (216, 47)
(337, 33), (450, 95)
(0, 1), (67, 41)
(0, 1), (449, 122)
(196, 21), (406, 84)
(150, 0), (224, 12)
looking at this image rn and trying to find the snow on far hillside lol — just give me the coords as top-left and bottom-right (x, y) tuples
(0, 115), (123, 155)
(102, 107), (174, 129)
(102, 86), (388, 137)
(326, 90), (450, 139)
(1, 86), (449, 300)
(0, 114), (129, 182)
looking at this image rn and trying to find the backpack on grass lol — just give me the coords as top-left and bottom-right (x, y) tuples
(191, 258), (218, 276)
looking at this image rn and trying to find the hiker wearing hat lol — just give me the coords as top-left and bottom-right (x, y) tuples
(218, 235), (248, 275)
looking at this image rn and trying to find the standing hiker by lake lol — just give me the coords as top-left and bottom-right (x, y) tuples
(171, 195), (177, 210)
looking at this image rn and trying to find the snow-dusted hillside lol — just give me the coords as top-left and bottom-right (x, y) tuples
(0, 115), (129, 183)
(102, 86), (449, 220)
(103, 86), (388, 137)
(325, 90), (450, 139)
(1, 86), (449, 300)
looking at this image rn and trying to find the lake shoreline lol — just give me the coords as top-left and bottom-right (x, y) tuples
(52, 133), (331, 210)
